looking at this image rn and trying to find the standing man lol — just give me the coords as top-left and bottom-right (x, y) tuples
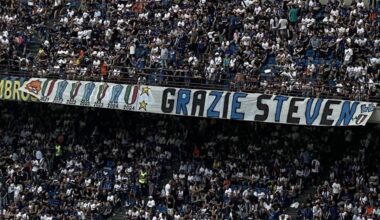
(54, 142), (62, 169)
(138, 167), (148, 197)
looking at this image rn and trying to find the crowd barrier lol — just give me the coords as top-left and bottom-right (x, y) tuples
(1, 65), (380, 126)
(0, 63), (379, 103)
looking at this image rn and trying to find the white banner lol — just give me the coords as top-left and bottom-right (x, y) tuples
(19, 78), (377, 126)
(20, 78), (140, 111)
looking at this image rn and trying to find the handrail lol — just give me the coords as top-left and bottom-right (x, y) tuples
(0, 63), (379, 103)
(0, 62), (378, 85)
(0, 192), (8, 217)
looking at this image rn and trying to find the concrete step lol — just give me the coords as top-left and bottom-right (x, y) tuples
(284, 186), (316, 218)
(285, 207), (299, 216)
(110, 207), (125, 220)
(110, 213), (124, 220)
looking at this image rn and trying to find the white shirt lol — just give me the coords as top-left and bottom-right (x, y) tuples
(344, 48), (353, 63)
(165, 183), (171, 196)
(278, 19), (288, 30)
(129, 45), (135, 55)
(330, 9), (339, 17)
(313, 205), (322, 217)
(41, 215), (53, 220)
(241, 35), (251, 46)
(225, 188), (233, 197)
(94, 10), (101, 18)
(270, 18), (278, 29)
(311, 159), (320, 173)
(214, 56), (222, 66)
(35, 150), (43, 160)
(54, 0), (62, 7)
(147, 199), (156, 208)
(188, 56), (198, 66)
(93, 59), (101, 66)
(355, 38), (367, 47)
(107, 195), (114, 202)
(357, 27), (365, 35)
(332, 182), (341, 194)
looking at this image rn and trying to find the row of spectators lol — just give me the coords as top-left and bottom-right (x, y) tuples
(0, 102), (379, 219)
(1, 0), (380, 100)
(297, 132), (380, 220)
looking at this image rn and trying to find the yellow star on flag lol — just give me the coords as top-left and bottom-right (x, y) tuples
(141, 86), (150, 96)
(139, 100), (148, 111)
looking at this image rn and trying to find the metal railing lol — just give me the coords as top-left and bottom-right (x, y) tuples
(0, 63), (379, 103)
(0, 192), (9, 218)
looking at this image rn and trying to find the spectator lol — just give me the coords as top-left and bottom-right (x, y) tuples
(0, 102), (378, 219)
(0, 0), (379, 100)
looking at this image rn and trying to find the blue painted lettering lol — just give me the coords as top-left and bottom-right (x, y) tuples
(231, 92), (247, 120)
(273, 96), (289, 122)
(336, 101), (359, 126)
(207, 91), (223, 118)
(176, 89), (191, 115)
(305, 98), (323, 125)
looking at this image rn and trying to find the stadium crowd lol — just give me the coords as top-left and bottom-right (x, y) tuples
(297, 132), (380, 220)
(0, 0), (380, 100)
(0, 102), (379, 219)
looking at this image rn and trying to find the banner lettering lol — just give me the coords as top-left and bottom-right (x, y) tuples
(19, 78), (377, 126)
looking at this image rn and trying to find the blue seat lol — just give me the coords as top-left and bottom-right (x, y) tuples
(106, 160), (115, 168)
(67, 0), (81, 8)
(306, 48), (314, 58)
(267, 56), (276, 65)
(158, 204), (167, 213)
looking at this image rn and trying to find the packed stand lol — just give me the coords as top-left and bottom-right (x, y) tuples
(0, 103), (186, 219)
(0, 102), (377, 219)
(297, 129), (380, 220)
(0, 0), (380, 100)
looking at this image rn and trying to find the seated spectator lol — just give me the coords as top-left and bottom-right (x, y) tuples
(0, 0), (379, 100)
(0, 102), (378, 219)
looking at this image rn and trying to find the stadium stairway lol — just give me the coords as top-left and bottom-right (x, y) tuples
(284, 186), (316, 218)
(26, 38), (42, 56)
(24, 0), (81, 62)
(110, 158), (180, 219)
(111, 209), (125, 220)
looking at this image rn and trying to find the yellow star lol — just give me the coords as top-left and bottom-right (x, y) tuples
(140, 86), (150, 96)
(139, 100), (148, 111)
